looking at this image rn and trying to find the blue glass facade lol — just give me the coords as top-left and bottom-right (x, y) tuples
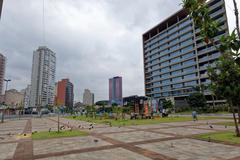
(143, 0), (229, 100)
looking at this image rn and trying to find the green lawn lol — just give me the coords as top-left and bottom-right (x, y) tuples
(214, 121), (236, 126)
(175, 111), (231, 115)
(67, 115), (224, 127)
(32, 130), (89, 140)
(194, 131), (240, 144)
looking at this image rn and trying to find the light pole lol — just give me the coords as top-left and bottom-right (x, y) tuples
(4, 79), (11, 92)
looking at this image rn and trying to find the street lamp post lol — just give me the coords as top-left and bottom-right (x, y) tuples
(4, 79), (11, 92)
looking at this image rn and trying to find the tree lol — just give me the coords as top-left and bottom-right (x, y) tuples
(47, 105), (54, 112)
(162, 99), (173, 109)
(208, 53), (240, 135)
(122, 106), (131, 119)
(162, 99), (174, 114)
(182, 0), (240, 136)
(85, 105), (96, 118)
(112, 105), (122, 120)
(187, 92), (207, 112)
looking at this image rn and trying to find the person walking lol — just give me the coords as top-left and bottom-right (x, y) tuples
(192, 110), (198, 121)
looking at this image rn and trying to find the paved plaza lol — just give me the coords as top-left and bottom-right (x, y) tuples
(0, 117), (240, 160)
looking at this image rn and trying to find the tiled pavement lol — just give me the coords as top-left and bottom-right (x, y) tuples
(0, 117), (240, 160)
(0, 143), (18, 159)
(137, 138), (240, 160)
(104, 131), (173, 143)
(39, 148), (152, 160)
(33, 136), (111, 155)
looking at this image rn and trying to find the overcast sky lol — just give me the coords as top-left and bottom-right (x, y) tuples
(0, 0), (238, 102)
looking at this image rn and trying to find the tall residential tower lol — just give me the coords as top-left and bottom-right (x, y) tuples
(109, 76), (122, 105)
(30, 46), (56, 107)
(143, 0), (228, 106)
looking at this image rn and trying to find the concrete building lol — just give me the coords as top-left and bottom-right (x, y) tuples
(30, 46), (56, 107)
(23, 85), (31, 108)
(83, 89), (94, 106)
(5, 89), (24, 107)
(55, 79), (74, 108)
(109, 76), (122, 105)
(143, 0), (228, 107)
(0, 53), (6, 94)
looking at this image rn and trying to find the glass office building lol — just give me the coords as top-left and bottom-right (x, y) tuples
(109, 76), (123, 105)
(143, 0), (229, 106)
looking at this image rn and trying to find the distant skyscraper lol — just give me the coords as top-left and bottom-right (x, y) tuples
(30, 46), (56, 107)
(109, 76), (122, 105)
(83, 89), (94, 106)
(55, 78), (74, 108)
(23, 84), (31, 108)
(0, 53), (6, 94)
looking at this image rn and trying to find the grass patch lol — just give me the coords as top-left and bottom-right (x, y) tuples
(194, 131), (240, 144)
(32, 130), (89, 140)
(214, 121), (236, 126)
(175, 111), (231, 115)
(67, 115), (223, 127)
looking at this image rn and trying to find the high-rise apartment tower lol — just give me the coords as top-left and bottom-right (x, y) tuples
(30, 46), (56, 107)
(143, 0), (228, 106)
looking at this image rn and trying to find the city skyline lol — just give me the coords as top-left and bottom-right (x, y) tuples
(0, 0), (238, 102)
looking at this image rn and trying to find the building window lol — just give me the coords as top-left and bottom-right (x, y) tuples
(171, 63), (181, 70)
(181, 45), (193, 53)
(184, 80), (197, 87)
(162, 85), (171, 91)
(182, 59), (195, 66)
(183, 66), (196, 73)
(162, 79), (171, 85)
(182, 51), (195, 59)
(172, 76), (182, 82)
(183, 73), (196, 79)
(161, 73), (170, 79)
(173, 83), (183, 89)
(171, 70), (182, 76)
(161, 67), (170, 73)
